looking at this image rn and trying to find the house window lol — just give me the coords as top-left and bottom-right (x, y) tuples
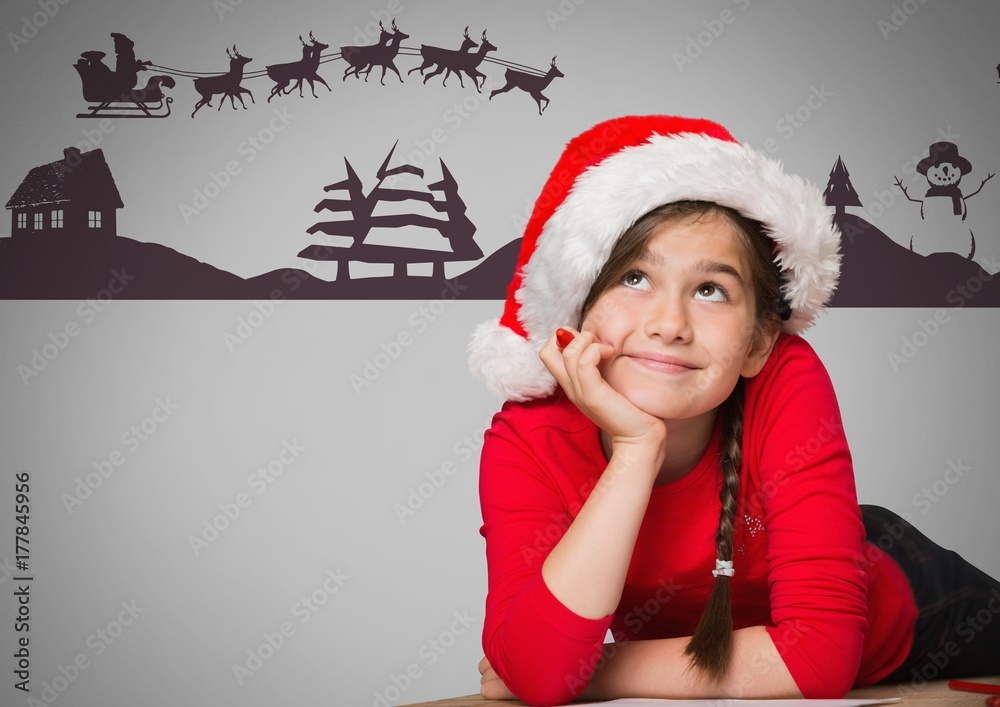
(88, 210), (102, 228)
(17, 213), (27, 229)
(34, 213), (43, 230)
(51, 209), (64, 228)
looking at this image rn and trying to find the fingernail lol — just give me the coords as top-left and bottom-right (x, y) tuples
(556, 328), (575, 351)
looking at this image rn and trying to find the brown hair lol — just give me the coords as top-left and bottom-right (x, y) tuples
(580, 200), (783, 681)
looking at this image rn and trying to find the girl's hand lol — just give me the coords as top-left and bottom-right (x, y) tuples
(478, 656), (517, 700)
(540, 327), (666, 454)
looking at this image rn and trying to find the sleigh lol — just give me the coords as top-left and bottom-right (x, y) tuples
(74, 52), (175, 118)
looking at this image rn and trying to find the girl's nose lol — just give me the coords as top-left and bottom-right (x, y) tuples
(643, 296), (692, 342)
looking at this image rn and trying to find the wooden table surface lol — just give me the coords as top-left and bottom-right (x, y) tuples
(400, 676), (1000, 706)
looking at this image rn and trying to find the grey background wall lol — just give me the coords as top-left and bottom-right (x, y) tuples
(1, 1), (998, 705)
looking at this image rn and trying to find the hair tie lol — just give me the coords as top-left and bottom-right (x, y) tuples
(712, 559), (734, 578)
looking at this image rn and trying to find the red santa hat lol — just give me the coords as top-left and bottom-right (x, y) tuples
(469, 115), (841, 401)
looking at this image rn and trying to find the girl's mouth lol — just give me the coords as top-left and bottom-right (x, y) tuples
(626, 353), (698, 375)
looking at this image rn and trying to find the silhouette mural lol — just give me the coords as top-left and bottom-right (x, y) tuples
(301, 142), (483, 289)
(2, 20), (997, 305)
(0, 144), (519, 300)
(489, 56), (564, 115)
(266, 32), (331, 101)
(71, 27), (562, 119)
(828, 154), (1000, 308)
(191, 45), (255, 117)
(893, 142), (994, 258)
(6, 147), (122, 238)
(73, 32), (175, 118)
(409, 27), (498, 91)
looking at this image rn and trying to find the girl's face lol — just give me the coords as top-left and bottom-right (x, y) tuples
(580, 213), (775, 423)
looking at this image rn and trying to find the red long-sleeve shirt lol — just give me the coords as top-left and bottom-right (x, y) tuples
(478, 333), (917, 705)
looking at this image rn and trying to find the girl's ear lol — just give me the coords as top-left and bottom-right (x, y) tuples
(740, 328), (780, 378)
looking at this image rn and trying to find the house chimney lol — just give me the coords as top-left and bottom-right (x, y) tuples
(63, 146), (83, 167)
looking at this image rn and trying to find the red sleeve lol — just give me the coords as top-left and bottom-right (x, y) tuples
(752, 336), (869, 697)
(478, 404), (612, 706)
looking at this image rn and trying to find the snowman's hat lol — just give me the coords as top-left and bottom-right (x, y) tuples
(917, 142), (972, 176)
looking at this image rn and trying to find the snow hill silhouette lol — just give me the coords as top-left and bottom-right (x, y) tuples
(830, 212), (1000, 307)
(0, 230), (519, 299)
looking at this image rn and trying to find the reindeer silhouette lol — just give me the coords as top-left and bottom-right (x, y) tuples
(409, 26), (477, 80)
(191, 45), (254, 117)
(421, 30), (497, 92)
(341, 22), (392, 81)
(267, 32), (331, 101)
(360, 20), (409, 85)
(489, 56), (563, 115)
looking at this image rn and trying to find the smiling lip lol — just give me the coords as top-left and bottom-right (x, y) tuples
(626, 353), (699, 374)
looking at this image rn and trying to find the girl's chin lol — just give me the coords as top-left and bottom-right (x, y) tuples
(618, 388), (724, 423)
(622, 394), (695, 422)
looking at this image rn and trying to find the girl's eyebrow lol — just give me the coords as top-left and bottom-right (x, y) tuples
(696, 258), (746, 288)
(638, 250), (746, 288)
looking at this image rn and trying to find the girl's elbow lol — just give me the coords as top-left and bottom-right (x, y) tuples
(797, 670), (855, 699)
(502, 669), (587, 707)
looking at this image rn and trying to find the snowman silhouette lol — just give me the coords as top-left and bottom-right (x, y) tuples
(894, 142), (994, 257)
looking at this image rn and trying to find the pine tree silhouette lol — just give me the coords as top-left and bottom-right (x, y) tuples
(823, 156), (862, 217)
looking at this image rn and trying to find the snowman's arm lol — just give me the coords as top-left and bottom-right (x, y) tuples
(893, 176), (923, 204)
(963, 172), (995, 200)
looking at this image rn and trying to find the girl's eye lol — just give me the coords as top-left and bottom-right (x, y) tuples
(622, 270), (650, 290)
(695, 283), (728, 302)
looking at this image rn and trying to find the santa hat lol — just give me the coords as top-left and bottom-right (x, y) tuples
(469, 115), (841, 401)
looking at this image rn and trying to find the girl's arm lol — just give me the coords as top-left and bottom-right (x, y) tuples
(480, 330), (668, 705)
(581, 627), (801, 700)
(538, 329), (666, 621)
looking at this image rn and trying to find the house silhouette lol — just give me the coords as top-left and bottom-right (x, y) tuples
(5, 147), (123, 238)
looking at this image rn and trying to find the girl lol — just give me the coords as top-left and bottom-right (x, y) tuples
(467, 115), (1000, 705)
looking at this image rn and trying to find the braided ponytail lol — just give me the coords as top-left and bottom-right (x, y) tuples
(682, 379), (744, 681)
